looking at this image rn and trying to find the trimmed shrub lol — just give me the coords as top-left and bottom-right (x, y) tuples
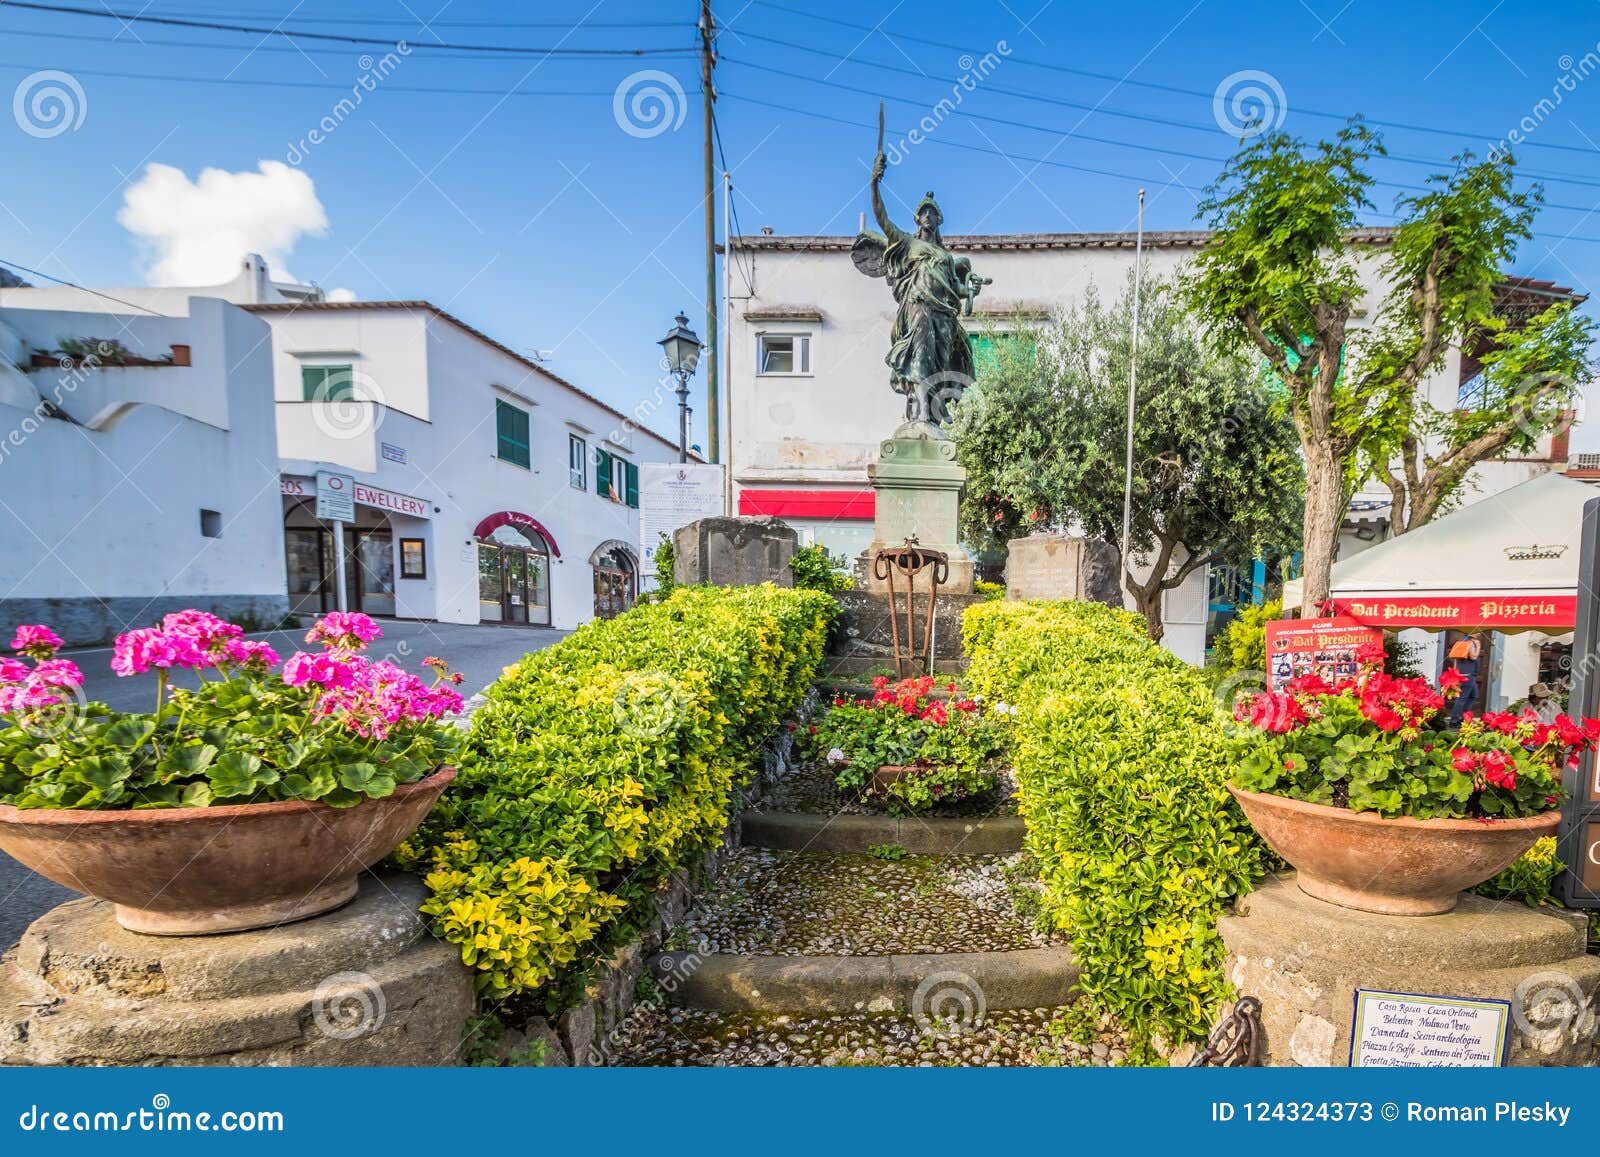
(396, 584), (832, 1006)
(963, 599), (1266, 1057)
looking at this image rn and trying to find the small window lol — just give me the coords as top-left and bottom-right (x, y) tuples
(399, 538), (427, 579)
(301, 364), (355, 401)
(495, 400), (530, 468)
(758, 333), (810, 375)
(199, 508), (222, 538)
(569, 434), (587, 490)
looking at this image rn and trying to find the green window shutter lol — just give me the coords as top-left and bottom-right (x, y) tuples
(302, 364), (354, 401)
(624, 461), (639, 508)
(495, 400), (530, 468)
(595, 449), (612, 499)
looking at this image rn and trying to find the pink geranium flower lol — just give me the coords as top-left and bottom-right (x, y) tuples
(0, 657), (28, 684)
(111, 627), (206, 676)
(11, 625), (63, 659)
(305, 612), (382, 653)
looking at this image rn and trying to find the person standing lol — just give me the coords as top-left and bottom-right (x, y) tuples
(1445, 634), (1482, 726)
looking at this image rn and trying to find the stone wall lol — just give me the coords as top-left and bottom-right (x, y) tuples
(672, 516), (797, 588)
(0, 594), (292, 647)
(1004, 533), (1121, 605)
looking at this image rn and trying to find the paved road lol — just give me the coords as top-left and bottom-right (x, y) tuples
(0, 620), (568, 952)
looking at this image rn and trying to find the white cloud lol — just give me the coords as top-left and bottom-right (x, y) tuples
(326, 287), (357, 303)
(117, 160), (328, 287)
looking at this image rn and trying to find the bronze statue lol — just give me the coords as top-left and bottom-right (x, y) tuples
(853, 105), (992, 431)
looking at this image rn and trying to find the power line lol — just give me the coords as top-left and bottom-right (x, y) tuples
(0, 59), (669, 98)
(719, 91), (1600, 245)
(0, 0), (692, 55)
(742, 0), (1600, 159)
(722, 54), (1600, 194)
(133, 7), (684, 28)
(721, 57), (1600, 215)
(0, 258), (169, 315)
(710, 110), (757, 296)
(0, 24), (700, 62)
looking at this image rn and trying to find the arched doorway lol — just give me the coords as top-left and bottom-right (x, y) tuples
(283, 499), (395, 617)
(477, 522), (552, 626)
(591, 541), (637, 620)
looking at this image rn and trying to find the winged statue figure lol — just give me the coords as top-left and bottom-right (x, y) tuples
(853, 105), (992, 432)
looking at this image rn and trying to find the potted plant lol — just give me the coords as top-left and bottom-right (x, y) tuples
(0, 611), (464, 934)
(805, 675), (1009, 812)
(1228, 650), (1599, 915)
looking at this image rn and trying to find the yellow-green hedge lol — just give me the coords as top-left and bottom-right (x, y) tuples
(964, 599), (1265, 1055)
(397, 584), (833, 1004)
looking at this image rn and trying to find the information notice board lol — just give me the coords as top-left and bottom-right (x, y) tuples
(638, 463), (726, 578)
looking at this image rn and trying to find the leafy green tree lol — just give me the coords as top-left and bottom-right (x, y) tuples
(952, 276), (1304, 642)
(1185, 120), (1595, 609)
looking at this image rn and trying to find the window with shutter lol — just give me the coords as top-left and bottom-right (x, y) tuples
(495, 400), (531, 468)
(624, 461), (639, 508)
(595, 448), (612, 499)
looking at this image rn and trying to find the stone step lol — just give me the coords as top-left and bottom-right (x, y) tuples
(667, 848), (1051, 958)
(608, 1005), (1124, 1067)
(742, 810), (1025, 855)
(648, 944), (1079, 1016)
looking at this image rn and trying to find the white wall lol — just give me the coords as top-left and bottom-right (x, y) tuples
(0, 298), (286, 640)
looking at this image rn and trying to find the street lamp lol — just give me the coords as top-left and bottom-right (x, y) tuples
(658, 311), (702, 463)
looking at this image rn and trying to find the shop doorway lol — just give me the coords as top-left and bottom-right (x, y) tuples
(591, 542), (637, 620)
(477, 522), (552, 626)
(283, 500), (395, 617)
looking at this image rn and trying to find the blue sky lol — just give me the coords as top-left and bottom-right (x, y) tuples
(2, 0), (1598, 446)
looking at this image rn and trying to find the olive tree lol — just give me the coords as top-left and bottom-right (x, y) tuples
(951, 275), (1303, 642)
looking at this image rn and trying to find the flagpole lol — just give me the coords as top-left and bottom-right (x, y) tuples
(1119, 188), (1146, 599)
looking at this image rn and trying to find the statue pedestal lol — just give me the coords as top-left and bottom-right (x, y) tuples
(1219, 873), (1600, 1067)
(855, 427), (974, 595)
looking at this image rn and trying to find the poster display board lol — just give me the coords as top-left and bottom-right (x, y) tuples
(639, 463), (726, 577)
(1264, 616), (1385, 691)
(1349, 990), (1510, 1067)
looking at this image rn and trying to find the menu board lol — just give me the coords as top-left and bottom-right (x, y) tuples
(1264, 617), (1385, 691)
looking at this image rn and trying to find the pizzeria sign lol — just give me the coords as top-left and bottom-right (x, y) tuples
(1324, 594), (1576, 631)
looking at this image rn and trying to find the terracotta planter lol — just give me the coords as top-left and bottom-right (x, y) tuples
(0, 767), (455, 935)
(1228, 784), (1559, 916)
(871, 764), (923, 791)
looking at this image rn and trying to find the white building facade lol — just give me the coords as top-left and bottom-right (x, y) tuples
(249, 299), (682, 631)
(724, 229), (1579, 666)
(2, 255), (685, 635)
(0, 294), (288, 643)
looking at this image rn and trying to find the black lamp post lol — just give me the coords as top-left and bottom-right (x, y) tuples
(658, 311), (702, 464)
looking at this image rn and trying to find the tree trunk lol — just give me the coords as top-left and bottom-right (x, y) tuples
(1299, 439), (1344, 614)
(1131, 583), (1165, 643)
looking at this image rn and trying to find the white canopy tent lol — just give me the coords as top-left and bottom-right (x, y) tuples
(1281, 472), (1592, 633)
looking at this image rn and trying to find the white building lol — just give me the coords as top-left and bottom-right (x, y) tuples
(724, 228), (1580, 666)
(2, 255), (687, 634)
(0, 293), (288, 643)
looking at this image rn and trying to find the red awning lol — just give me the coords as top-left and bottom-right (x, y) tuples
(1325, 594), (1576, 632)
(473, 511), (561, 557)
(738, 488), (875, 520)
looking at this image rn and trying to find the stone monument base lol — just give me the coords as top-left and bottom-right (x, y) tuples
(1220, 873), (1600, 1067)
(0, 873), (474, 1066)
(859, 429), (973, 596)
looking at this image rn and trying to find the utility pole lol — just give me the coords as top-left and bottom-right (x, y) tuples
(699, 0), (719, 463)
(1120, 188), (1146, 600)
